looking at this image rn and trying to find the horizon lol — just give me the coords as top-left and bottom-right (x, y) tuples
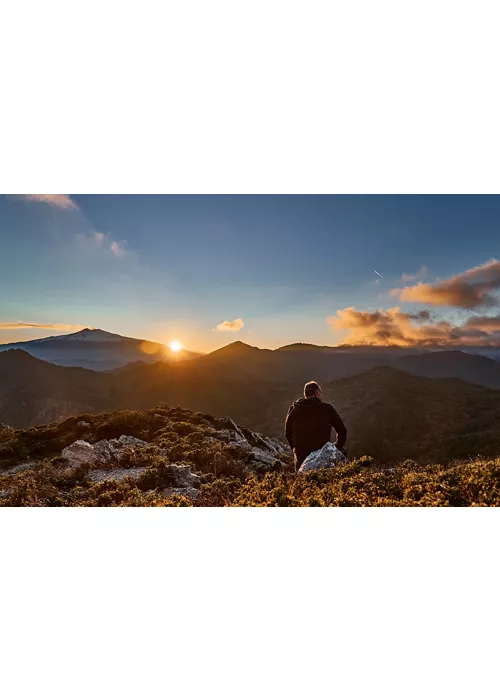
(3, 194), (500, 351)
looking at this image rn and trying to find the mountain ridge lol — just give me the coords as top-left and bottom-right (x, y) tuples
(0, 328), (202, 370)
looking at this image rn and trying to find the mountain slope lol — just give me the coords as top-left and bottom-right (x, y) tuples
(0, 350), (113, 426)
(322, 366), (500, 463)
(391, 350), (500, 389)
(4, 351), (500, 464)
(0, 328), (202, 370)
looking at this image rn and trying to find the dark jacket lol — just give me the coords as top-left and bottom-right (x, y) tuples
(284, 397), (346, 455)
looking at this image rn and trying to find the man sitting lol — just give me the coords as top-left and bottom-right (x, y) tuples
(285, 381), (347, 470)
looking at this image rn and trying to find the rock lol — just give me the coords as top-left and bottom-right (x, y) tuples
(250, 447), (280, 466)
(167, 463), (202, 488)
(62, 435), (149, 468)
(61, 440), (95, 468)
(298, 442), (346, 473)
(77, 421), (91, 429)
(209, 422), (289, 469)
(88, 467), (146, 483)
(164, 486), (199, 499)
(1, 461), (39, 476)
(113, 435), (148, 448)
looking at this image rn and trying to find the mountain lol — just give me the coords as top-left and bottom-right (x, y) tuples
(4, 350), (500, 465)
(186, 341), (399, 383)
(0, 328), (202, 370)
(0, 350), (113, 426)
(391, 350), (500, 389)
(6, 327), (500, 388)
(321, 366), (500, 463)
(188, 343), (500, 389)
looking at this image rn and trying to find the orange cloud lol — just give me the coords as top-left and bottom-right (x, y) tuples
(461, 315), (500, 332)
(0, 322), (85, 331)
(15, 194), (78, 210)
(214, 318), (244, 332)
(328, 307), (454, 346)
(327, 307), (500, 346)
(392, 260), (500, 309)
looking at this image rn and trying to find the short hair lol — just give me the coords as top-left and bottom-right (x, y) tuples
(304, 381), (321, 397)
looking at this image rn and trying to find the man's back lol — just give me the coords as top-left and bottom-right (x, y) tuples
(285, 395), (346, 469)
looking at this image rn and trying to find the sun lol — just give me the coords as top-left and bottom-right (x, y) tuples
(169, 340), (182, 353)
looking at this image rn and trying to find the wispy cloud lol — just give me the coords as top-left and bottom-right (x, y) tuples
(214, 318), (244, 332)
(392, 260), (500, 309)
(15, 194), (79, 210)
(81, 231), (127, 258)
(110, 240), (127, 258)
(400, 265), (428, 283)
(0, 322), (85, 331)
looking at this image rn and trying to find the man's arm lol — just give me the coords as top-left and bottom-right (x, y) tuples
(329, 405), (347, 450)
(284, 405), (295, 449)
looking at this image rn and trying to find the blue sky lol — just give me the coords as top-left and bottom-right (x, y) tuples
(2, 194), (500, 350)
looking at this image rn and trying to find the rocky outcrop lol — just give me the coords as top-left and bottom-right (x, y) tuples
(62, 435), (148, 468)
(208, 417), (289, 467)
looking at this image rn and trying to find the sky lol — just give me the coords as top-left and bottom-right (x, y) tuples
(2, 194), (500, 351)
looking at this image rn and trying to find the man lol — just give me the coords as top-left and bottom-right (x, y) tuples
(285, 381), (347, 470)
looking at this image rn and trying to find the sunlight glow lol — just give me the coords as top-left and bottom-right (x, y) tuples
(169, 340), (182, 353)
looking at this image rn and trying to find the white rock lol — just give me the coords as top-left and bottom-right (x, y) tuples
(298, 442), (346, 473)
(62, 435), (149, 468)
(77, 421), (91, 429)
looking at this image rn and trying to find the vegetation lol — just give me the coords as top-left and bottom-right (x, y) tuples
(5, 351), (500, 469)
(2, 406), (500, 507)
(2, 450), (500, 507)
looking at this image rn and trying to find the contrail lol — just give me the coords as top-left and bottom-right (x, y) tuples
(374, 270), (384, 278)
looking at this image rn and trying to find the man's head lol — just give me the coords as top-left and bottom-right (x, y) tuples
(304, 381), (323, 400)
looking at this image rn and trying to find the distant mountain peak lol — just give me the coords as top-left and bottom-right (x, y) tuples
(58, 328), (126, 342)
(209, 341), (262, 357)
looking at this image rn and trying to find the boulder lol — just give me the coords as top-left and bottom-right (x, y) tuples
(61, 440), (96, 468)
(62, 435), (149, 468)
(298, 442), (346, 473)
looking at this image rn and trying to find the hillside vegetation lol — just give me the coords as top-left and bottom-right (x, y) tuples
(4, 352), (500, 466)
(2, 406), (500, 507)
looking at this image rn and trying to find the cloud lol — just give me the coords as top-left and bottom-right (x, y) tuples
(400, 266), (429, 283)
(392, 260), (500, 309)
(461, 315), (500, 332)
(0, 322), (85, 331)
(110, 240), (126, 258)
(15, 194), (78, 210)
(79, 231), (127, 258)
(214, 318), (244, 332)
(328, 306), (500, 347)
(328, 307), (454, 346)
